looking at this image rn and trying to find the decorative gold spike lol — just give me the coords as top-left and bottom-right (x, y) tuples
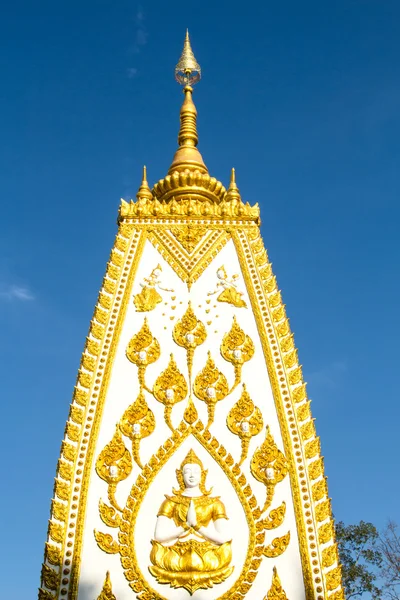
(225, 168), (242, 202)
(264, 566), (289, 599)
(97, 571), (117, 600)
(175, 30), (201, 86)
(169, 32), (207, 175)
(136, 165), (153, 201)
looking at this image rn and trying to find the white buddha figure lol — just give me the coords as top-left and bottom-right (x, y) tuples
(149, 449), (233, 594)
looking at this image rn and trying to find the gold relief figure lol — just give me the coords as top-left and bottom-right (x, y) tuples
(119, 389), (155, 468)
(193, 351), (229, 429)
(208, 266), (247, 308)
(149, 449), (233, 594)
(251, 427), (288, 513)
(153, 354), (188, 431)
(96, 571), (117, 600)
(133, 264), (174, 312)
(95, 426), (132, 511)
(221, 316), (255, 390)
(227, 385), (263, 464)
(264, 566), (289, 600)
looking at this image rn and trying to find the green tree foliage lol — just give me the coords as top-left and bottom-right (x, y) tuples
(336, 520), (383, 599)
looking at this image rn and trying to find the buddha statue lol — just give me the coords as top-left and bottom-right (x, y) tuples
(149, 449), (233, 594)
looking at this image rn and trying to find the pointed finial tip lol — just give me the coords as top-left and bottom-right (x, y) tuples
(175, 30), (201, 86)
(231, 167), (236, 183)
(143, 165), (147, 180)
(136, 165), (153, 201)
(226, 167), (241, 201)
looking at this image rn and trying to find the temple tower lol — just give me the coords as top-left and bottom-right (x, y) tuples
(39, 32), (344, 600)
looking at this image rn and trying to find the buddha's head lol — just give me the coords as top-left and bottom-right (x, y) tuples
(174, 449), (211, 495)
(217, 266), (227, 280)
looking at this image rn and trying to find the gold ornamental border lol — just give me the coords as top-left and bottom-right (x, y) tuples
(233, 229), (343, 600)
(119, 418), (270, 600)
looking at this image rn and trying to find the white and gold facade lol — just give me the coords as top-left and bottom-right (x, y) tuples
(39, 33), (344, 600)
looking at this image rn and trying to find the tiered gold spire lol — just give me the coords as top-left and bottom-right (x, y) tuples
(168, 30), (207, 175)
(225, 168), (242, 202)
(136, 165), (153, 200)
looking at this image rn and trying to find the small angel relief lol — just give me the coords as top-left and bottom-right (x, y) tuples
(208, 266), (247, 308)
(133, 264), (174, 312)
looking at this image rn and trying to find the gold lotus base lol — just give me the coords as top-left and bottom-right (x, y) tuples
(149, 539), (233, 594)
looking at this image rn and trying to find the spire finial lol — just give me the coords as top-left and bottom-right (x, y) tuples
(175, 29), (201, 86)
(136, 165), (153, 201)
(168, 32), (207, 174)
(225, 168), (241, 201)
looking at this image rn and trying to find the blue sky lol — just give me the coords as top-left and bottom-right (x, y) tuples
(1, 0), (399, 597)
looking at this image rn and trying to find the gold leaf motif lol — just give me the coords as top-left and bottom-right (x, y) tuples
(263, 531), (290, 558)
(251, 426), (288, 512)
(316, 499), (331, 522)
(227, 385), (263, 464)
(73, 387), (88, 406)
(54, 479), (69, 501)
(65, 422), (80, 442)
(305, 437), (320, 459)
(61, 441), (76, 462)
(96, 427), (132, 486)
(57, 460), (72, 481)
(272, 306), (286, 322)
(107, 263), (120, 280)
(110, 249), (123, 267)
(118, 222), (134, 238)
(309, 457), (324, 480)
(38, 589), (56, 600)
(292, 383), (307, 403)
(119, 390), (155, 468)
(257, 502), (286, 530)
(194, 351), (229, 428)
(45, 543), (62, 566)
(91, 322), (105, 339)
(51, 500), (67, 522)
(41, 564), (58, 590)
(326, 566), (343, 591)
(103, 278), (116, 295)
(70, 405), (84, 424)
(153, 354), (188, 431)
(328, 589), (346, 600)
(221, 317), (255, 389)
(77, 370), (92, 389)
(82, 354), (96, 371)
(322, 544), (338, 568)
(48, 521), (64, 544)
(280, 334), (294, 353)
(301, 419), (316, 440)
(95, 306), (108, 325)
(115, 235), (128, 252)
(183, 398), (198, 424)
(99, 292), (112, 310)
(94, 530), (120, 554)
(312, 479), (328, 502)
(264, 566), (288, 599)
(99, 499), (121, 528)
(126, 319), (160, 367)
(86, 338), (100, 356)
(97, 571), (117, 600)
(319, 521), (334, 544)
(296, 401), (311, 421)
(170, 225), (207, 252)
(283, 349), (298, 368)
(173, 302), (207, 381)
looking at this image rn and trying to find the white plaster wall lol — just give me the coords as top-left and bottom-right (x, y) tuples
(77, 238), (306, 599)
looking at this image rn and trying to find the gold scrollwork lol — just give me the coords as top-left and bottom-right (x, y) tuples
(227, 384), (263, 464)
(97, 571), (117, 600)
(263, 532), (291, 558)
(153, 354), (188, 431)
(119, 389), (155, 468)
(256, 502), (286, 530)
(264, 566), (289, 599)
(193, 351), (229, 429)
(221, 316), (255, 390)
(250, 426), (288, 513)
(95, 427), (132, 511)
(170, 224), (207, 252)
(99, 499), (121, 528)
(94, 530), (120, 554)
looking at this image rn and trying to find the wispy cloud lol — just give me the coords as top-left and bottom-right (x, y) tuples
(127, 6), (148, 78)
(307, 360), (347, 389)
(0, 284), (35, 301)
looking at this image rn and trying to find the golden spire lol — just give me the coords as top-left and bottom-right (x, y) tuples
(136, 165), (153, 200)
(225, 168), (242, 202)
(169, 31), (207, 175)
(97, 571), (116, 600)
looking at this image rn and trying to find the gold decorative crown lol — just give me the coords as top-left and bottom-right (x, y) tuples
(180, 448), (204, 470)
